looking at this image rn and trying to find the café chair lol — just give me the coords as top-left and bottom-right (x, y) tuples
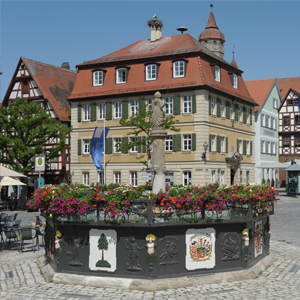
(1, 226), (19, 251)
(18, 227), (38, 253)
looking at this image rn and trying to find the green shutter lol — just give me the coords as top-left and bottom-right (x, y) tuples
(122, 137), (128, 153)
(226, 137), (228, 153)
(122, 101), (128, 119)
(226, 101), (230, 119)
(235, 104), (239, 121)
(137, 136), (141, 153)
(192, 94), (196, 114)
(173, 134), (181, 152)
(209, 95), (211, 115)
(250, 141), (252, 156)
(105, 137), (112, 154)
(91, 104), (96, 122)
(250, 109), (252, 125)
(142, 136), (146, 153)
(105, 102), (112, 120)
(243, 107), (246, 124)
(192, 133), (196, 151)
(78, 139), (81, 155)
(173, 95), (181, 115)
(217, 98), (221, 117)
(243, 140), (246, 155)
(217, 136), (221, 153)
(78, 105), (82, 122)
(138, 99), (146, 109)
(209, 134), (212, 152)
(237, 139), (239, 153)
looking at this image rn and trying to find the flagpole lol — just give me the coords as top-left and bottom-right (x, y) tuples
(103, 118), (106, 185)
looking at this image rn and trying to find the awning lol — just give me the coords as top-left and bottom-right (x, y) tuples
(256, 162), (290, 169)
(0, 176), (26, 186)
(0, 165), (27, 177)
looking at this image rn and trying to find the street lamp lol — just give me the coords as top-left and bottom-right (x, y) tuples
(202, 141), (208, 160)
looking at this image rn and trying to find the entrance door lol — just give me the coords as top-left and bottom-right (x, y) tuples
(231, 169), (236, 185)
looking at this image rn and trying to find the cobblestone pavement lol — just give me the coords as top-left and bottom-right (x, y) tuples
(1, 191), (300, 299)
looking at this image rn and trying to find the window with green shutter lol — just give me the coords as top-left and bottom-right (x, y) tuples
(192, 94), (196, 114)
(122, 101), (128, 119)
(137, 136), (141, 153)
(217, 136), (221, 153)
(250, 141), (252, 156)
(209, 95), (211, 115)
(173, 95), (181, 115)
(192, 133), (196, 151)
(217, 98), (221, 117)
(209, 134), (212, 152)
(91, 104), (96, 122)
(226, 137), (228, 153)
(142, 136), (146, 153)
(250, 109), (252, 125)
(78, 105), (82, 122)
(105, 137), (112, 154)
(105, 102), (112, 120)
(122, 137), (128, 153)
(138, 99), (146, 109)
(226, 101), (230, 119)
(243, 140), (246, 155)
(235, 104), (239, 121)
(243, 107), (246, 124)
(173, 134), (181, 152)
(78, 139), (82, 155)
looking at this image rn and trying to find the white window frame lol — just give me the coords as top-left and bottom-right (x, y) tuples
(211, 135), (216, 152)
(267, 115), (271, 128)
(221, 136), (225, 153)
(211, 97), (215, 115)
(173, 61), (185, 78)
(131, 100), (138, 117)
(238, 139), (242, 154)
(165, 97), (173, 115)
(211, 170), (215, 183)
(267, 141), (271, 154)
(246, 140), (250, 155)
(114, 137), (121, 153)
(272, 117), (276, 130)
(230, 103), (234, 120)
(220, 170), (225, 186)
(83, 105), (90, 121)
(183, 134), (192, 151)
(262, 140), (266, 153)
(183, 96), (191, 114)
(273, 98), (278, 109)
(114, 102), (121, 119)
(146, 64), (157, 81)
(183, 171), (192, 186)
(272, 142), (276, 154)
(99, 103), (105, 120)
(116, 68), (127, 84)
(246, 108), (249, 124)
(83, 139), (90, 154)
(130, 137), (138, 153)
(147, 99), (153, 112)
(233, 73), (238, 89)
(215, 65), (220, 82)
(130, 171), (138, 187)
(114, 171), (121, 184)
(238, 106), (242, 122)
(261, 114), (265, 127)
(83, 172), (89, 186)
(221, 100), (225, 118)
(93, 71), (103, 86)
(165, 135), (173, 151)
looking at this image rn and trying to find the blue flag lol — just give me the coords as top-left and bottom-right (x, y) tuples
(91, 127), (110, 171)
(297, 101), (300, 114)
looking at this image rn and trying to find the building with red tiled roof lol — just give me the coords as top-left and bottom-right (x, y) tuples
(277, 77), (300, 188)
(245, 78), (282, 184)
(69, 5), (257, 187)
(2, 57), (76, 190)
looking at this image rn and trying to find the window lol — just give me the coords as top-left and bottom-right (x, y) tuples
(131, 100), (138, 116)
(296, 115), (300, 125)
(261, 113), (265, 126)
(83, 139), (90, 154)
(114, 102), (121, 118)
(287, 99), (293, 106)
(267, 141), (271, 154)
(93, 71), (103, 86)
(273, 98), (278, 109)
(272, 142), (276, 154)
(246, 171), (250, 185)
(147, 99), (153, 112)
(238, 139), (242, 154)
(283, 137), (290, 147)
(116, 68), (127, 84)
(261, 140), (266, 153)
(183, 96), (191, 113)
(283, 116), (290, 126)
(98, 171), (104, 185)
(271, 117), (275, 129)
(238, 106), (242, 122)
(220, 171), (225, 186)
(83, 172), (89, 186)
(130, 137), (138, 153)
(246, 140), (250, 155)
(183, 134), (191, 151)
(221, 100), (225, 117)
(183, 171), (192, 186)
(211, 135), (216, 152)
(173, 61), (185, 78)
(99, 103), (105, 119)
(84, 105), (90, 121)
(211, 97), (215, 115)
(130, 171), (138, 187)
(114, 171), (121, 184)
(233, 74), (238, 89)
(165, 97), (173, 115)
(230, 103), (234, 120)
(165, 135), (173, 151)
(211, 170), (215, 183)
(221, 136), (225, 153)
(215, 65), (220, 82)
(246, 108), (249, 124)
(295, 137), (300, 147)
(114, 137), (121, 153)
(267, 115), (271, 128)
(240, 171), (242, 183)
(146, 64), (157, 81)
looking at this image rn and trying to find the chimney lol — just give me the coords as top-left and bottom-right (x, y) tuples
(147, 14), (163, 42)
(61, 62), (70, 70)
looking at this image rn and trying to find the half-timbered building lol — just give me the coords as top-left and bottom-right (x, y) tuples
(2, 58), (76, 193)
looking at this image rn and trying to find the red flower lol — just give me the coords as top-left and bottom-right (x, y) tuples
(108, 191), (112, 194)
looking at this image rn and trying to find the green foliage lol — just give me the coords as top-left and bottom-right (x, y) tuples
(98, 233), (109, 250)
(262, 178), (266, 184)
(117, 104), (180, 166)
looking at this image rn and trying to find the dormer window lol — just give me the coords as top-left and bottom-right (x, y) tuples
(93, 70), (104, 86)
(215, 65), (220, 82)
(173, 60), (185, 78)
(146, 64), (158, 81)
(233, 74), (238, 89)
(116, 67), (128, 84)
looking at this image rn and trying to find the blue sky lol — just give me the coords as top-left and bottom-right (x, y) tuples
(1, 0), (300, 101)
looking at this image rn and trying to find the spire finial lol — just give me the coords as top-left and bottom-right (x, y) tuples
(210, 1), (213, 11)
(233, 44), (235, 59)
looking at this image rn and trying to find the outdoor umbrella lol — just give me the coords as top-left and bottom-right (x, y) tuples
(256, 162), (290, 169)
(0, 165), (26, 177)
(0, 176), (26, 186)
